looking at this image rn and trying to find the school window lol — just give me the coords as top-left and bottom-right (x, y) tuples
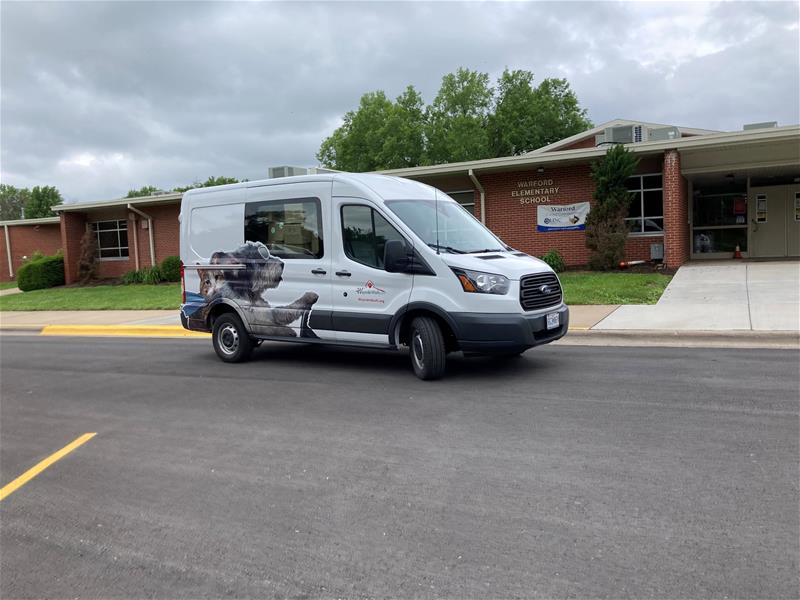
(625, 174), (663, 234)
(91, 220), (129, 258)
(244, 198), (323, 259)
(447, 190), (476, 216)
(341, 205), (406, 270)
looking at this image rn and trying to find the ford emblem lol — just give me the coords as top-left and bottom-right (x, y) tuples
(539, 284), (551, 294)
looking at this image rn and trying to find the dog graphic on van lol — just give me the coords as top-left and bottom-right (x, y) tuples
(197, 241), (319, 338)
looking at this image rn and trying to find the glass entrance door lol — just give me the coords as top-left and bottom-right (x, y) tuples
(691, 179), (748, 257)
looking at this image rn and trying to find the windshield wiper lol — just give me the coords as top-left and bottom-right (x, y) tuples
(467, 248), (504, 254)
(427, 243), (466, 254)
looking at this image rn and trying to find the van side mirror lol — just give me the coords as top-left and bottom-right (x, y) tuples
(384, 240), (411, 273)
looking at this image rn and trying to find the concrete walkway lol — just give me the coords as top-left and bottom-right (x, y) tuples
(595, 261), (800, 331)
(0, 287), (21, 297)
(0, 307), (615, 330)
(0, 310), (180, 328)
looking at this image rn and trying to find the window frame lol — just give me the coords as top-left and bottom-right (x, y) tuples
(91, 219), (129, 260)
(244, 196), (324, 260)
(625, 173), (664, 236)
(445, 189), (476, 216)
(340, 203), (409, 271)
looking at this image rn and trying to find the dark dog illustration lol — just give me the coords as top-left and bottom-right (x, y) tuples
(198, 241), (318, 338)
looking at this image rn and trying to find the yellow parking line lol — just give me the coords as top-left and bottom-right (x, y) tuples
(40, 325), (209, 338)
(0, 433), (96, 501)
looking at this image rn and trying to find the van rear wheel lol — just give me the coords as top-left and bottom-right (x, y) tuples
(409, 316), (446, 380)
(212, 313), (252, 363)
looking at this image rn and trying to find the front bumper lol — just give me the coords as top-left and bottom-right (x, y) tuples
(450, 305), (569, 354)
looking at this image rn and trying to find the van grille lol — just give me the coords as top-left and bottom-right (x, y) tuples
(519, 273), (562, 311)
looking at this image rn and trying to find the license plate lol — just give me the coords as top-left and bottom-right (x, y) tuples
(546, 312), (560, 330)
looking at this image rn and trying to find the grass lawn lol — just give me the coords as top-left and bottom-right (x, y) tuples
(0, 281), (19, 291)
(560, 271), (672, 305)
(0, 272), (671, 311)
(0, 283), (181, 311)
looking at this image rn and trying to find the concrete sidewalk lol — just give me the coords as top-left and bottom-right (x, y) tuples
(0, 306), (618, 331)
(0, 310), (180, 328)
(594, 261), (799, 332)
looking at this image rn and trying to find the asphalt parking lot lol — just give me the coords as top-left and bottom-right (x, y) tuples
(1, 336), (798, 599)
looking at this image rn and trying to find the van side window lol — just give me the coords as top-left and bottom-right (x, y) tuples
(244, 198), (323, 259)
(341, 205), (406, 270)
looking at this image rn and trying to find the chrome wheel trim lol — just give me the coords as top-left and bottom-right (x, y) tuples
(412, 332), (425, 372)
(218, 323), (240, 356)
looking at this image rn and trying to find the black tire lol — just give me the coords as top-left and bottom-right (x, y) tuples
(409, 316), (446, 380)
(212, 313), (253, 363)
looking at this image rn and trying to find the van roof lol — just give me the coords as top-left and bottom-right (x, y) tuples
(182, 172), (439, 201)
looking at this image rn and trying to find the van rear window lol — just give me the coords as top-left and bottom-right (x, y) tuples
(244, 198), (323, 259)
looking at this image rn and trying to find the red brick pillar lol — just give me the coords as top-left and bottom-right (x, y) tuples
(663, 149), (689, 268)
(60, 212), (87, 284)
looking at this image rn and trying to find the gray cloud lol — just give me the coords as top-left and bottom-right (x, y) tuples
(2, 1), (798, 202)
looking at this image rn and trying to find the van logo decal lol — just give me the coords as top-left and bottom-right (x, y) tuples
(356, 280), (386, 303)
(539, 284), (552, 294)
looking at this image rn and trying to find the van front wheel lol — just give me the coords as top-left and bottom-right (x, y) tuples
(212, 313), (252, 363)
(409, 316), (446, 380)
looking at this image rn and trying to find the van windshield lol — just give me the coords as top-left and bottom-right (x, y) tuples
(385, 197), (505, 254)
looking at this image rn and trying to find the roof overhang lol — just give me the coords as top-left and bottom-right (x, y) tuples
(0, 216), (61, 226)
(54, 192), (183, 213)
(379, 125), (800, 180)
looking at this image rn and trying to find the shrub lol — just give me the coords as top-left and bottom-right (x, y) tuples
(160, 256), (181, 282)
(585, 144), (639, 270)
(77, 227), (98, 283)
(540, 249), (566, 273)
(141, 265), (163, 285)
(122, 270), (144, 285)
(17, 254), (65, 291)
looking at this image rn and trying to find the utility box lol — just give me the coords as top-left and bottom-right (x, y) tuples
(650, 243), (664, 261)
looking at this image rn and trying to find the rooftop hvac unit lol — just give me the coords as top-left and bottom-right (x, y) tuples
(268, 166), (309, 179)
(647, 126), (680, 141)
(743, 121), (777, 130)
(604, 125), (634, 144)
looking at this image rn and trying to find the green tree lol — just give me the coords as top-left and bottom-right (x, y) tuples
(173, 176), (241, 193)
(0, 184), (31, 220)
(126, 185), (159, 198)
(531, 78), (593, 148)
(317, 91), (395, 171)
(378, 86), (426, 169)
(425, 68), (493, 164)
(24, 185), (62, 218)
(585, 144), (639, 270)
(316, 67), (593, 169)
(491, 70), (593, 156)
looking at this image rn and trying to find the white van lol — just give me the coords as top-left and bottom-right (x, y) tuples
(179, 173), (568, 379)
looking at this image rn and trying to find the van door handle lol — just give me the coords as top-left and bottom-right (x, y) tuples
(335, 270), (351, 277)
(311, 268), (327, 275)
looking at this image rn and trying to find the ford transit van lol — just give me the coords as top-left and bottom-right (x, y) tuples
(180, 173), (568, 379)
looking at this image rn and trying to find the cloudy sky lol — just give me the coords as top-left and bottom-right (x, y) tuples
(2, 1), (798, 202)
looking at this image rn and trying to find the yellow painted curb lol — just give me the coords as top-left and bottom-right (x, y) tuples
(40, 325), (210, 338)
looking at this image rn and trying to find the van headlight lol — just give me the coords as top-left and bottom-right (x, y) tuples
(451, 268), (510, 295)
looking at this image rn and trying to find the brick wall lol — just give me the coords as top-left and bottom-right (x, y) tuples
(0, 222), (63, 282)
(61, 203), (180, 284)
(473, 163), (662, 266)
(662, 149), (689, 268)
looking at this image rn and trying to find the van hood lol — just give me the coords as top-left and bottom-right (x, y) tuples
(438, 251), (554, 280)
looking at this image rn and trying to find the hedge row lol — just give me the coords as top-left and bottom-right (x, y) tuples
(17, 254), (65, 291)
(122, 255), (181, 285)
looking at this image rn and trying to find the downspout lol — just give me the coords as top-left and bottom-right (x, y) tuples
(468, 169), (486, 224)
(4, 224), (12, 279)
(129, 212), (140, 271)
(127, 204), (155, 267)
